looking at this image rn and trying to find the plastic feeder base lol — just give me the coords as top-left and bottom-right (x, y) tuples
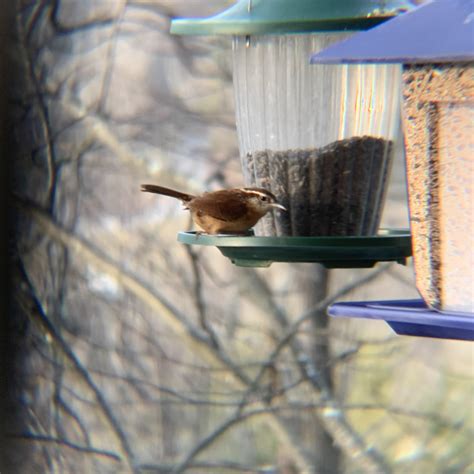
(177, 229), (411, 269)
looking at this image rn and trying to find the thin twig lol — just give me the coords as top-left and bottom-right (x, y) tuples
(11, 433), (121, 462)
(185, 245), (220, 348)
(171, 406), (249, 473)
(275, 264), (393, 358)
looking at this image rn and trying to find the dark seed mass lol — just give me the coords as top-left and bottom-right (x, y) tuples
(243, 136), (394, 237)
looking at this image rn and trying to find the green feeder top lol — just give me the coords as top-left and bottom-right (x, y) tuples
(170, 0), (413, 36)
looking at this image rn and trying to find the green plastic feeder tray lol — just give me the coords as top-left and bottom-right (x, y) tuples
(170, 0), (413, 36)
(178, 229), (411, 268)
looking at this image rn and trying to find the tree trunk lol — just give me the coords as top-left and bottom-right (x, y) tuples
(298, 265), (342, 474)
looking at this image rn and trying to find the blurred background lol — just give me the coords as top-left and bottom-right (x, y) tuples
(3, 1), (473, 473)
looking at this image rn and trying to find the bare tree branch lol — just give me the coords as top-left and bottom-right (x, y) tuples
(11, 433), (121, 462)
(17, 259), (137, 473)
(16, 196), (398, 473)
(17, 0), (58, 210)
(14, 196), (318, 472)
(185, 246), (220, 348)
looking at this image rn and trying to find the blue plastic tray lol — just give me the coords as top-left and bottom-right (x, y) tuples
(328, 299), (474, 341)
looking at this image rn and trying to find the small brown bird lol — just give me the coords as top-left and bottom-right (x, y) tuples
(141, 184), (286, 234)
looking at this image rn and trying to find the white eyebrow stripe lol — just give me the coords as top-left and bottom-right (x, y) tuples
(243, 189), (273, 198)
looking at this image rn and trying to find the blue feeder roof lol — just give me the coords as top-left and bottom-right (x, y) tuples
(310, 0), (474, 64)
(328, 299), (474, 341)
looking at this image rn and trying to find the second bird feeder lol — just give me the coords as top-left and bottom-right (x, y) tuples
(310, 0), (474, 338)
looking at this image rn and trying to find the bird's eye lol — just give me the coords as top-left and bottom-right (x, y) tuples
(261, 196), (267, 201)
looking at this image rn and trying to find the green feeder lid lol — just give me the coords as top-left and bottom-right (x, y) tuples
(170, 0), (413, 36)
(177, 229), (412, 268)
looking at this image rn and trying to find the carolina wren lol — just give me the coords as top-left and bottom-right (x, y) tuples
(141, 184), (286, 234)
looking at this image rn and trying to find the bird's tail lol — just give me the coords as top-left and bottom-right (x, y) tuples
(141, 184), (194, 202)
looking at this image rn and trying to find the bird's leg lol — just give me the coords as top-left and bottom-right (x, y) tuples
(194, 230), (205, 240)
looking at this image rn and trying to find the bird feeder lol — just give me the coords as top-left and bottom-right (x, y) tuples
(311, 0), (474, 339)
(172, 0), (413, 267)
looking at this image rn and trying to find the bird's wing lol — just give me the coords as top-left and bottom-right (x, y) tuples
(190, 191), (248, 222)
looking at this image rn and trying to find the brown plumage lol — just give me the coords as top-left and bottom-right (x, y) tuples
(141, 184), (286, 234)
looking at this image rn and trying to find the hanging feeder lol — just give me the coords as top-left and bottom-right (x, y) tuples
(311, 0), (474, 339)
(171, 0), (413, 267)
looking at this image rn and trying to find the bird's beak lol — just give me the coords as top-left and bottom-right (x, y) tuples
(270, 203), (287, 212)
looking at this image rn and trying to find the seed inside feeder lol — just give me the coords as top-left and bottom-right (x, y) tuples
(244, 135), (393, 237)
